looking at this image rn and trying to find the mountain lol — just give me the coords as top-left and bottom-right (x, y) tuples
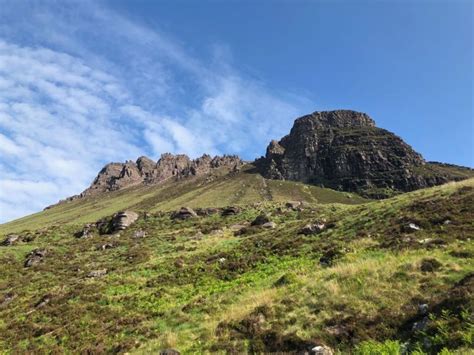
(256, 110), (473, 198)
(1, 175), (473, 353)
(60, 153), (243, 203)
(2, 164), (366, 234)
(1, 109), (473, 354)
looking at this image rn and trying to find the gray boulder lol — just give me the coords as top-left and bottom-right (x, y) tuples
(222, 206), (241, 216)
(111, 211), (139, 231)
(24, 249), (47, 267)
(172, 207), (198, 220)
(1, 234), (20, 246)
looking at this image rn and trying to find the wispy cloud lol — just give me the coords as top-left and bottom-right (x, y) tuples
(0, 0), (312, 223)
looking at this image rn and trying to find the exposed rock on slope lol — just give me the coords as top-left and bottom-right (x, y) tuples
(256, 110), (473, 197)
(66, 154), (242, 201)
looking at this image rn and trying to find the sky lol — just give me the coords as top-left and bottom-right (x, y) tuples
(0, 0), (472, 223)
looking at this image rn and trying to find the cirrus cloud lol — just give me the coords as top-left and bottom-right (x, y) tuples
(0, 0), (312, 223)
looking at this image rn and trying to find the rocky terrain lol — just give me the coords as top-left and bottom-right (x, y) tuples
(1, 108), (473, 354)
(1, 175), (473, 354)
(58, 154), (242, 204)
(256, 110), (473, 198)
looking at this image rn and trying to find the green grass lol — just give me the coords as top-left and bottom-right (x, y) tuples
(0, 175), (473, 353)
(0, 167), (366, 234)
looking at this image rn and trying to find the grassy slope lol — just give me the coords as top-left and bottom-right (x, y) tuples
(0, 167), (365, 234)
(0, 178), (473, 354)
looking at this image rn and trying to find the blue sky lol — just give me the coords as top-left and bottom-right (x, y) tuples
(0, 0), (472, 222)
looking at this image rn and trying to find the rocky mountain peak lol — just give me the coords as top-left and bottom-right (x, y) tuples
(256, 109), (469, 197)
(292, 110), (376, 131)
(63, 153), (242, 203)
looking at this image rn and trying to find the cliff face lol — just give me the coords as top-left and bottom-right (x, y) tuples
(256, 110), (471, 197)
(72, 154), (242, 200)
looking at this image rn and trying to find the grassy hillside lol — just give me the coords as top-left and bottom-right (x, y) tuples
(0, 177), (473, 354)
(0, 166), (365, 234)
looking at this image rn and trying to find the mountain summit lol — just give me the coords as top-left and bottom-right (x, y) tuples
(256, 110), (472, 197)
(60, 109), (472, 205)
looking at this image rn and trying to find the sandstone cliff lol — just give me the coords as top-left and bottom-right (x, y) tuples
(255, 110), (473, 197)
(64, 154), (242, 202)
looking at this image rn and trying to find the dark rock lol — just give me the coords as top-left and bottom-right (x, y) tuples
(195, 207), (221, 216)
(159, 350), (180, 355)
(111, 211), (139, 231)
(172, 207), (198, 220)
(24, 249), (47, 267)
(75, 224), (94, 238)
(1, 234), (20, 246)
(320, 249), (343, 267)
(256, 110), (473, 197)
(420, 258), (442, 272)
(222, 206), (241, 216)
(418, 303), (429, 315)
(251, 214), (271, 226)
(412, 316), (429, 332)
(299, 223), (326, 235)
(285, 201), (302, 209)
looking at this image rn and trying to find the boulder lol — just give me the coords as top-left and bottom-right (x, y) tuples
(195, 207), (221, 216)
(311, 345), (333, 355)
(111, 211), (139, 231)
(221, 206), (241, 216)
(24, 249), (47, 267)
(285, 201), (302, 209)
(420, 258), (442, 272)
(407, 222), (421, 231)
(299, 223), (326, 235)
(75, 224), (94, 238)
(1, 234), (20, 246)
(251, 214), (271, 226)
(262, 221), (277, 229)
(172, 207), (198, 220)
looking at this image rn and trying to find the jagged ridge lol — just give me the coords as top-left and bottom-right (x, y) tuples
(64, 153), (242, 203)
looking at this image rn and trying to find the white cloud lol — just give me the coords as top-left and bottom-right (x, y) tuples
(0, 1), (312, 223)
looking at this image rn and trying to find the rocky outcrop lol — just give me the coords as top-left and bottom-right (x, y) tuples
(171, 207), (198, 220)
(24, 249), (47, 267)
(111, 211), (139, 231)
(58, 154), (242, 204)
(256, 110), (473, 197)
